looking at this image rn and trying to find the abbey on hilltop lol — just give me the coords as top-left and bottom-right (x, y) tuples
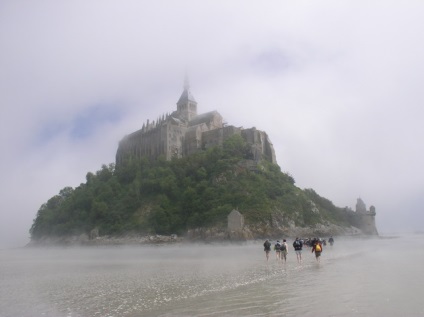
(116, 78), (276, 165)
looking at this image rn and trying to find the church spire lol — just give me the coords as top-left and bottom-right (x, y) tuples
(177, 74), (197, 121)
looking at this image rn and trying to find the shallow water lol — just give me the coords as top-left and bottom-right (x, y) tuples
(1, 234), (423, 317)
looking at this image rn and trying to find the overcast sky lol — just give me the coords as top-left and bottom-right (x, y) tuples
(1, 1), (424, 248)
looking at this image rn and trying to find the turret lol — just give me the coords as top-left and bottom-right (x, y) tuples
(355, 197), (367, 213)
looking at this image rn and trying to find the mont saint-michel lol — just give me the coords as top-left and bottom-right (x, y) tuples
(116, 78), (276, 166)
(29, 79), (378, 245)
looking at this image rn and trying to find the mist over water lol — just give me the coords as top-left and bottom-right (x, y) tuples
(1, 235), (423, 317)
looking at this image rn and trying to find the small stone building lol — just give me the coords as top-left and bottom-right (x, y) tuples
(227, 209), (244, 231)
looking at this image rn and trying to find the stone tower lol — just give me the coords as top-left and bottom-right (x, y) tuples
(176, 76), (197, 121)
(350, 198), (378, 235)
(355, 198), (367, 213)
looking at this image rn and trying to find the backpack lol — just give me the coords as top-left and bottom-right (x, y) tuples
(280, 243), (287, 252)
(315, 244), (322, 252)
(275, 243), (281, 251)
(293, 240), (301, 248)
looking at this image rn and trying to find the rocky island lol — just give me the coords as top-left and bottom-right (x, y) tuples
(29, 79), (378, 246)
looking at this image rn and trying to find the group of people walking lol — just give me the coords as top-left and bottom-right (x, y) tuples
(263, 239), (289, 262)
(263, 236), (334, 263)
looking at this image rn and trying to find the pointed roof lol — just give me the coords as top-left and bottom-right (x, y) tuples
(177, 75), (196, 105)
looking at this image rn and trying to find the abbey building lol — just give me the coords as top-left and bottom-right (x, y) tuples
(116, 79), (276, 165)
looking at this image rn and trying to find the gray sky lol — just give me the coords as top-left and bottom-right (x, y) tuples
(1, 1), (423, 248)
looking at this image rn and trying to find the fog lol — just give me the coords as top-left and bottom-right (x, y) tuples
(2, 1), (424, 248)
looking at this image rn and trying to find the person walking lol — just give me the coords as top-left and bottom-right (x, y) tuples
(328, 236), (334, 246)
(293, 237), (303, 263)
(263, 239), (271, 261)
(274, 240), (282, 260)
(312, 239), (323, 263)
(280, 239), (288, 263)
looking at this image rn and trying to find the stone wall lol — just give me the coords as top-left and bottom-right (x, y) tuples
(242, 128), (276, 164)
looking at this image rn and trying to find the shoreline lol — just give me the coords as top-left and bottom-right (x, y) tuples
(26, 228), (380, 248)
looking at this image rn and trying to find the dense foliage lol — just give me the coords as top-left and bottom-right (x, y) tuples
(30, 135), (348, 239)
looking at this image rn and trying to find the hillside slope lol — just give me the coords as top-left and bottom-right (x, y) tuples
(29, 135), (370, 243)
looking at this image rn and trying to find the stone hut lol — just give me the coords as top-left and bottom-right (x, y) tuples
(227, 209), (244, 231)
